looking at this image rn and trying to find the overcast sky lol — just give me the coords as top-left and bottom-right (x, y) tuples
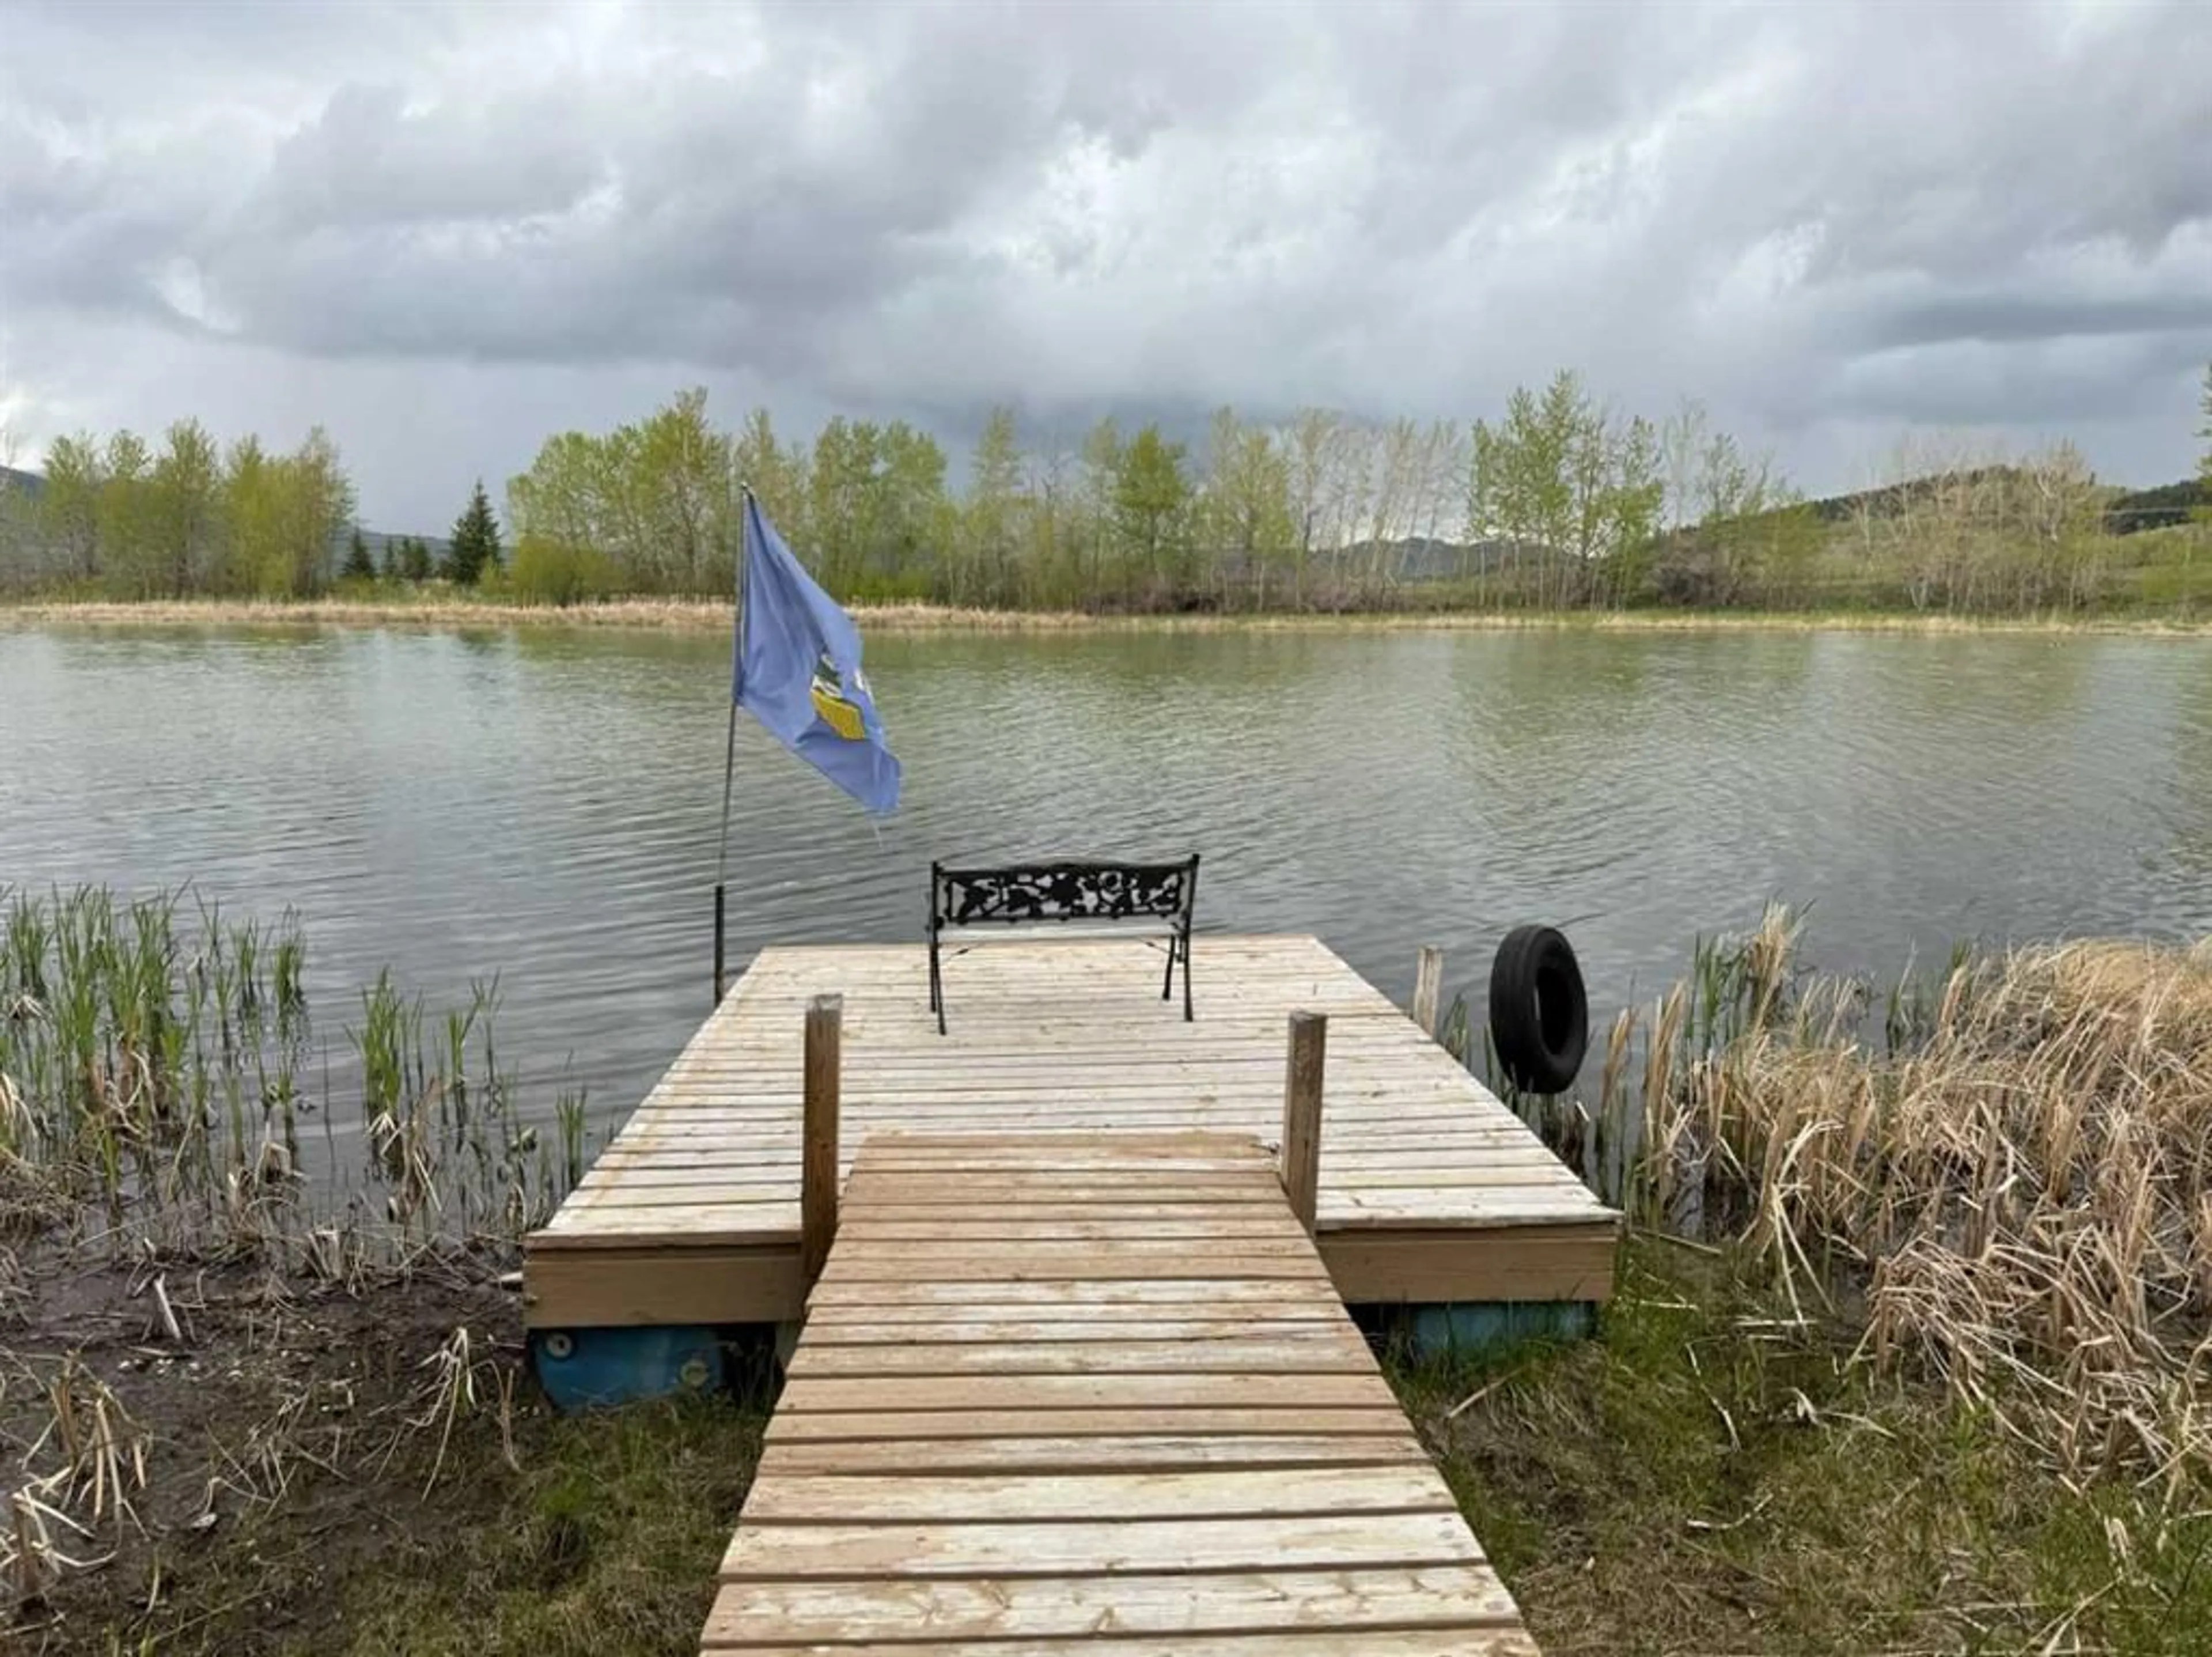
(3, 0), (2209, 531)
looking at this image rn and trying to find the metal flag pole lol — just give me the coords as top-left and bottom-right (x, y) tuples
(713, 482), (752, 1004)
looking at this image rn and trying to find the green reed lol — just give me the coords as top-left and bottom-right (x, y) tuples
(0, 884), (585, 1265)
(556, 1091), (589, 1193)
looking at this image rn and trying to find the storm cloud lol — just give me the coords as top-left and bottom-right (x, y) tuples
(2, 0), (2207, 528)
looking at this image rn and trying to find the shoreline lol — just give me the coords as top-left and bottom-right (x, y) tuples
(3, 891), (2204, 1649)
(5, 593), (2212, 637)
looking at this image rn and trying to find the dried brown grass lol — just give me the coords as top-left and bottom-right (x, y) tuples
(2, 1348), (148, 1603)
(1631, 922), (2212, 1484)
(9, 594), (2212, 637)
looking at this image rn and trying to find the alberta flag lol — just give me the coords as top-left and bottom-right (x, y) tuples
(733, 495), (901, 815)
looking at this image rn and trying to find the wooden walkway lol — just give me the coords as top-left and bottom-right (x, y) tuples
(702, 1132), (1539, 1655)
(528, 936), (1616, 1330)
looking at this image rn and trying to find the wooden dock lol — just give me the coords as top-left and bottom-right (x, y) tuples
(527, 935), (1618, 1330)
(702, 1131), (1540, 1655)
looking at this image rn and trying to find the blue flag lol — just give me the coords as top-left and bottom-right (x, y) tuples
(733, 496), (901, 815)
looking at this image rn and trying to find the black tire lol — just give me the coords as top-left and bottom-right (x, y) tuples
(1488, 924), (1589, 1095)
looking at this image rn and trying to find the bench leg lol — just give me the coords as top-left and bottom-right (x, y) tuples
(929, 940), (946, 1036)
(1161, 937), (1176, 1001)
(1182, 930), (1194, 1022)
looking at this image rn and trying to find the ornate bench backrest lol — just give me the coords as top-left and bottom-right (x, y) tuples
(931, 857), (1199, 930)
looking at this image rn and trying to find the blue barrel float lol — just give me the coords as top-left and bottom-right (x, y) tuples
(1409, 1299), (1598, 1357)
(531, 1326), (724, 1411)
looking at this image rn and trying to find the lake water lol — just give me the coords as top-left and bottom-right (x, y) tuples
(6, 621), (2212, 1134)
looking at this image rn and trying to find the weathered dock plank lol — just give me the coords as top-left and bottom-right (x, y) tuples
(700, 1134), (1540, 1654)
(525, 935), (1616, 1326)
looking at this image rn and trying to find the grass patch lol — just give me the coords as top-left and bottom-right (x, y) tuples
(1389, 1240), (2212, 1656)
(324, 1395), (767, 1657)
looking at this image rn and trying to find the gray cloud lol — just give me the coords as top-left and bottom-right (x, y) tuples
(2, 0), (2208, 528)
(1872, 293), (2212, 351)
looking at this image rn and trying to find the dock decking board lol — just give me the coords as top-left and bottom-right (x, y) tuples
(701, 1133), (1539, 1655)
(526, 936), (1616, 1327)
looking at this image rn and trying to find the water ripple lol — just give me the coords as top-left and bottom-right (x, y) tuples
(5, 624), (2211, 1134)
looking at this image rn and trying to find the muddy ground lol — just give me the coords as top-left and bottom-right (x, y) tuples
(3, 1221), (536, 1654)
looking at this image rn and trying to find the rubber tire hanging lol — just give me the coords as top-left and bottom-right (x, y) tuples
(1488, 924), (1590, 1095)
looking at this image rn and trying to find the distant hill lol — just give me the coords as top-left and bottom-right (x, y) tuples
(1789, 468), (2208, 538)
(0, 464), (45, 501)
(350, 527), (452, 570)
(2104, 479), (2207, 536)
(1794, 466), (2051, 525)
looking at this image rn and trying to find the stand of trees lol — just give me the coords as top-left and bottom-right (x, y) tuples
(506, 378), (2186, 616)
(6, 364), (2209, 615)
(2, 422), (356, 599)
(387, 536), (435, 582)
(505, 378), (1786, 611)
(0, 419), (487, 599)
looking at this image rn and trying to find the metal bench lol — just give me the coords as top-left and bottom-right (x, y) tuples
(927, 856), (1200, 1035)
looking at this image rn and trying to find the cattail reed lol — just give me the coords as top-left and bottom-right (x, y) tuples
(1471, 906), (2212, 1483)
(0, 886), (586, 1268)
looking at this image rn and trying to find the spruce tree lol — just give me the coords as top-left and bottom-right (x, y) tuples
(446, 480), (502, 585)
(342, 526), (376, 582)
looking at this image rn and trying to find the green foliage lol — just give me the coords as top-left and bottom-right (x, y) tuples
(0, 465), (35, 582)
(2199, 362), (2211, 502)
(40, 431), (105, 582)
(334, 1399), (767, 1656)
(1469, 373), (1670, 607)
(1110, 424), (1192, 603)
(731, 408), (807, 547)
(796, 414), (948, 600)
(226, 426), (354, 597)
(953, 405), (1024, 606)
(1198, 406), (1296, 604)
(342, 526), (376, 583)
(96, 429), (157, 594)
(509, 531), (621, 605)
(15, 422), (359, 599)
(152, 419), (224, 595)
(507, 389), (734, 596)
(398, 536), (434, 582)
(445, 480), (502, 586)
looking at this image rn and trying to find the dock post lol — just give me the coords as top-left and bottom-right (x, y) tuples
(801, 993), (842, 1288)
(1412, 944), (1444, 1037)
(713, 885), (728, 1004)
(1280, 1010), (1326, 1234)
